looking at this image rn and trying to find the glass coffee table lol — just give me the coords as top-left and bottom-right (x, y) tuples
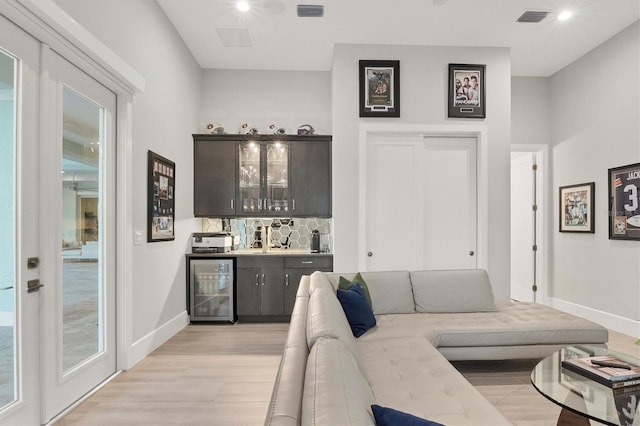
(531, 345), (640, 425)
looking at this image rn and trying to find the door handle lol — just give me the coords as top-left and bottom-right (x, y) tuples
(26, 279), (44, 293)
(367, 252), (373, 257)
(469, 251), (475, 256)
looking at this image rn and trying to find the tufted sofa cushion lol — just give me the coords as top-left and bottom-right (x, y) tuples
(411, 269), (497, 313)
(302, 337), (375, 426)
(327, 271), (416, 315)
(357, 337), (511, 425)
(306, 287), (361, 363)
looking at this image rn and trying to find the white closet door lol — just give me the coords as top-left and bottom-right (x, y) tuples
(365, 134), (477, 271)
(422, 137), (477, 270)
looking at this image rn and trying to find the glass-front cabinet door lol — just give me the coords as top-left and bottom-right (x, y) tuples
(239, 142), (261, 213)
(238, 141), (289, 216)
(266, 142), (289, 214)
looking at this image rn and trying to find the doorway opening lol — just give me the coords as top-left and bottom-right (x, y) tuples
(510, 145), (548, 303)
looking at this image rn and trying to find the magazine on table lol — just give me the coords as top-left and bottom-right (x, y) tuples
(562, 355), (640, 388)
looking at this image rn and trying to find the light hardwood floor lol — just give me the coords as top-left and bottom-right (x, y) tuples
(57, 325), (639, 426)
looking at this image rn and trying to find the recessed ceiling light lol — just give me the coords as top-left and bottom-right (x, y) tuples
(236, 1), (250, 12)
(557, 10), (572, 21)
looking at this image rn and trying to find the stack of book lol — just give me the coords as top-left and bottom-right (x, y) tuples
(562, 355), (640, 388)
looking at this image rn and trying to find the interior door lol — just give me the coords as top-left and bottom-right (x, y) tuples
(365, 134), (477, 271)
(0, 15), (41, 426)
(39, 49), (117, 422)
(422, 137), (477, 270)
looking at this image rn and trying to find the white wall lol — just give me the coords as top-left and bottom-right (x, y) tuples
(53, 0), (202, 360)
(200, 69), (331, 135)
(511, 77), (550, 146)
(332, 44), (512, 303)
(549, 21), (640, 330)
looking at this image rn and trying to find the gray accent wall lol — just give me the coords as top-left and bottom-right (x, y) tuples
(549, 21), (640, 323)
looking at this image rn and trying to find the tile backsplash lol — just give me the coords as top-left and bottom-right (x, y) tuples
(202, 218), (332, 251)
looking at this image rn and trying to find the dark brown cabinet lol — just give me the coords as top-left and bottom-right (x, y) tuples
(290, 140), (332, 217)
(193, 138), (237, 217)
(236, 256), (285, 319)
(235, 254), (332, 321)
(283, 256), (333, 314)
(193, 134), (331, 218)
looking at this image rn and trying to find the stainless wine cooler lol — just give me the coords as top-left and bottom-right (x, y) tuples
(188, 257), (236, 323)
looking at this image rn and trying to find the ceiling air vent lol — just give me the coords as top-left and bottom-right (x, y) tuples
(516, 11), (549, 23)
(215, 27), (253, 48)
(297, 4), (324, 17)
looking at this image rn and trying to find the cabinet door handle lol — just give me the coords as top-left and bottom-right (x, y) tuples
(292, 199), (296, 211)
(285, 273), (289, 287)
(231, 199), (234, 210)
(261, 274), (265, 286)
(301, 261), (313, 264)
(255, 274), (259, 286)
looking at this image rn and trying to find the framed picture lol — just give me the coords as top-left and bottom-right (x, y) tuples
(359, 60), (400, 117)
(448, 63), (485, 118)
(559, 182), (595, 233)
(148, 150), (175, 242)
(608, 162), (640, 240)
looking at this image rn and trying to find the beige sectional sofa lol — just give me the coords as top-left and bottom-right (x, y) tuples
(265, 269), (609, 426)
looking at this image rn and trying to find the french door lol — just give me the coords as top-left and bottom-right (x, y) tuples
(0, 15), (117, 425)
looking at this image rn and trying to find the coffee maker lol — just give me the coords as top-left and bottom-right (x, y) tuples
(310, 230), (320, 253)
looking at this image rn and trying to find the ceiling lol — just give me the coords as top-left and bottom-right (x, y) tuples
(157, 0), (639, 76)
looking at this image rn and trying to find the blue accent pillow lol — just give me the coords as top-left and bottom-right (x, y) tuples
(371, 404), (445, 426)
(336, 284), (376, 337)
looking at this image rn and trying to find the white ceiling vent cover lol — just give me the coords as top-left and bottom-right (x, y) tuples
(215, 27), (253, 47)
(297, 4), (324, 17)
(516, 11), (549, 23)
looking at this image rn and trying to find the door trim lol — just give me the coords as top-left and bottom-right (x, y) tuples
(359, 123), (488, 272)
(511, 144), (549, 304)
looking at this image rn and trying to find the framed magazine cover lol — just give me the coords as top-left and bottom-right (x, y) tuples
(559, 182), (595, 233)
(359, 60), (400, 117)
(608, 162), (640, 240)
(148, 150), (175, 242)
(448, 64), (485, 118)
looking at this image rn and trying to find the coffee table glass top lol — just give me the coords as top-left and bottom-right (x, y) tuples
(531, 345), (640, 426)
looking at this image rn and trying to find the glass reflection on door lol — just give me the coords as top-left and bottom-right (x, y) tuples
(61, 87), (104, 371)
(0, 49), (17, 410)
(266, 142), (288, 213)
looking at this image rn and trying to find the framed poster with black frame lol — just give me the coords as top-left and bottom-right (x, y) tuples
(559, 182), (595, 233)
(359, 60), (400, 117)
(148, 150), (175, 242)
(448, 63), (485, 119)
(608, 162), (640, 240)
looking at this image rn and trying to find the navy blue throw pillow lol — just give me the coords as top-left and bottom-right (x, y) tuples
(371, 404), (445, 426)
(336, 284), (376, 337)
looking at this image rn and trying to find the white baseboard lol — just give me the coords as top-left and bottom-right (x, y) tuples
(546, 297), (640, 338)
(127, 310), (189, 369)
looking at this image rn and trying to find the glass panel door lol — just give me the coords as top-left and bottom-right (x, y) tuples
(41, 50), (116, 423)
(61, 86), (103, 371)
(239, 142), (262, 213)
(0, 15), (41, 424)
(0, 46), (16, 413)
(266, 142), (289, 214)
